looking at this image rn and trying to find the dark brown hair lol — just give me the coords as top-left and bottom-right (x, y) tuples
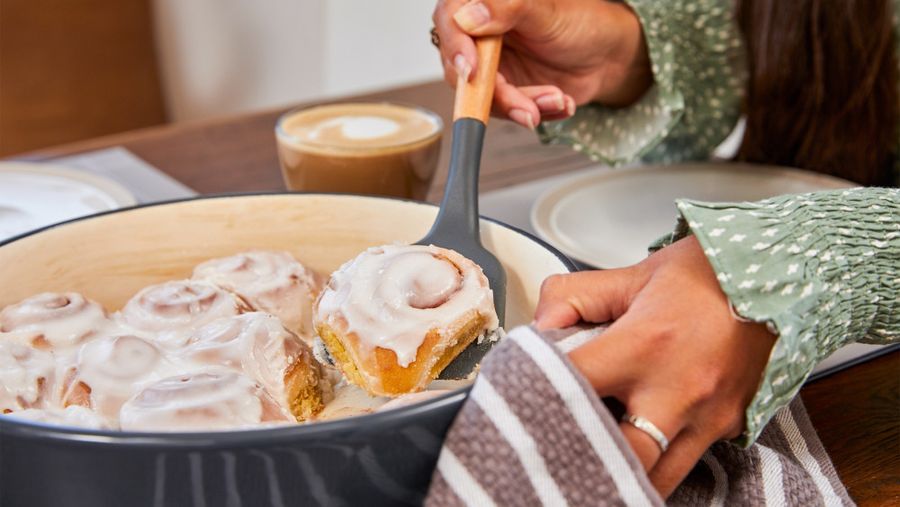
(736, 0), (898, 186)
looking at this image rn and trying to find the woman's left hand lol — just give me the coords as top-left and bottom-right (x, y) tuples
(534, 236), (777, 497)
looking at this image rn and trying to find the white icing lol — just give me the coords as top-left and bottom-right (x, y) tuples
(309, 116), (400, 141)
(314, 244), (498, 367)
(0, 292), (110, 348)
(182, 313), (308, 408)
(66, 334), (178, 419)
(0, 249), (479, 432)
(116, 280), (248, 348)
(192, 251), (321, 340)
(0, 341), (55, 412)
(0, 173), (122, 240)
(119, 368), (291, 431)
(3, 405), (110, 429)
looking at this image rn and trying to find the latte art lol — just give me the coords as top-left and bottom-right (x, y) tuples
(309, 116), (400, 141)
(276, 102), (443, 200)
(280, 103), (441, 151)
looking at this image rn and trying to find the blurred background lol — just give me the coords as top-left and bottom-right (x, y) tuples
(0, 0), (442, 156)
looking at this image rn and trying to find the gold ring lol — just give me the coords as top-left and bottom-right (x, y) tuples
(430, 27), (440, 49)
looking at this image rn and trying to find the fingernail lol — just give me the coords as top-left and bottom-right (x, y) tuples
(564, 96), (576, 116)
(453, 54), (471, 82)
(454, 2), (490, 31)
(509, 108), (535, 130)
(535, 94), (565, 113)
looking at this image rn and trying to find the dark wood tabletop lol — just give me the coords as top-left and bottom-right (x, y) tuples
(15, 79), (900, 505)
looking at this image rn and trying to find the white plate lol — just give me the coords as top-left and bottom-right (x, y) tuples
(0, 162), (136, 242)
(531, 163), (855, 268)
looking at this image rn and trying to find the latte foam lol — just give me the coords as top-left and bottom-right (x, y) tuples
(278, 103), (441, 152)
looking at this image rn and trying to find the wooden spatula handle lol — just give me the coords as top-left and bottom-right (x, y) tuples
(452, 36), (502, 123)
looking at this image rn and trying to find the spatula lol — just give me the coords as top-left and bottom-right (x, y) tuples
(416, 36), (506, 379)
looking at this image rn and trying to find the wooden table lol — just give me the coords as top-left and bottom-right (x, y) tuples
(15, 80), (900, 505)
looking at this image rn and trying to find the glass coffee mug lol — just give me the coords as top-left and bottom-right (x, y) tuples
(275, 102), (443, 200)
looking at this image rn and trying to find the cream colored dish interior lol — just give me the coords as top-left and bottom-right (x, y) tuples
(0, 195), (569, 325)
(0, 194), (572, 428)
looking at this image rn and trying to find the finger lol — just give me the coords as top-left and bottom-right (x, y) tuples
(563, 314), (657, 398)
(518, 86), (576, 122)
(619, 423), (664, 471)
(564, 296), (696, 397)
(617, 386), (689, 468)
(453, 0), (553, 38)
(533, 268), (646, 330)
(433, 0), (477, 84)
(647, 429), (718, 498)
(492, 73), (540, 129)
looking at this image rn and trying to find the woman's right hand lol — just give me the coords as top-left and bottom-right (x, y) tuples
(432, 0), (652, 128)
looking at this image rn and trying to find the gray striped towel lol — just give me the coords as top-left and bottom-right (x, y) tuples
(426, 325), (853, 506)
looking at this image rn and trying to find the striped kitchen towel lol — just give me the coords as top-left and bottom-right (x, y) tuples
(426, 325), (853, 506)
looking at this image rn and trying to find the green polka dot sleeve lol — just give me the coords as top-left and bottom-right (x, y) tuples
(653, 187), (900, 446)
(537, 0), (744, 165)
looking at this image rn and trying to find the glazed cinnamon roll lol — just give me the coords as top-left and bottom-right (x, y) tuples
(314, 244), (498, 396)
(192, 251), (323, 341)
(60, 334), (174, 419)
(116, 280), (251, 348)
(0, 341), (56, 413)
(2, 405), (109, 429)
(119, 368), (293, 431)
(183, 313), (328, 421)
(0, 292), (111, 349)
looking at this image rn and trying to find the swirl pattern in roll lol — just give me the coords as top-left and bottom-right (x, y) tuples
(119, 368), (292, 431)
(314, 244), (498, 396)
(192, 251), (323, 341)
(184, 313), (327, 420)
(116, 280), (251, 347)
(0, 341), (56, 413)
(61, 334), (176, 419)
(0, 292), (111, 349)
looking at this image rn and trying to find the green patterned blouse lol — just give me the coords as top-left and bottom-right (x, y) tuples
(538, 0), (900, 446)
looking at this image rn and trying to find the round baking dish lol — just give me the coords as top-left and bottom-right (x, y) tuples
(0, 193), (575, 507)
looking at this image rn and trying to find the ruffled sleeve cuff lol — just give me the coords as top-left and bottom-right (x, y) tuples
(653, 187), (900, 446)
(538, 0), (745, 165)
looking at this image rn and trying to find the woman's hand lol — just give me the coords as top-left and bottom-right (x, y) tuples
(534, 236), (777, 497)
(432, 0), (652, 128)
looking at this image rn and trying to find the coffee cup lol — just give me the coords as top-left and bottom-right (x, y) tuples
(275, 102), (443, 200)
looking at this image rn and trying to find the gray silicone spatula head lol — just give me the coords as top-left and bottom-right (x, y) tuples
(415, 36), (506, 379)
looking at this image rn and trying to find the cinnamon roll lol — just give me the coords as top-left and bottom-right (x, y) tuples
(192, 251), (323, 341)
(0, 341), (56, 413)
(60, 334), (174, 420)
(116, 280), (251, 348)
(119, 368), (293, 431)
(314, 244), (498, 396)
(3, 405), (109, 429)
(183, 313), (328, 421)
(0, 292), (111, 349)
